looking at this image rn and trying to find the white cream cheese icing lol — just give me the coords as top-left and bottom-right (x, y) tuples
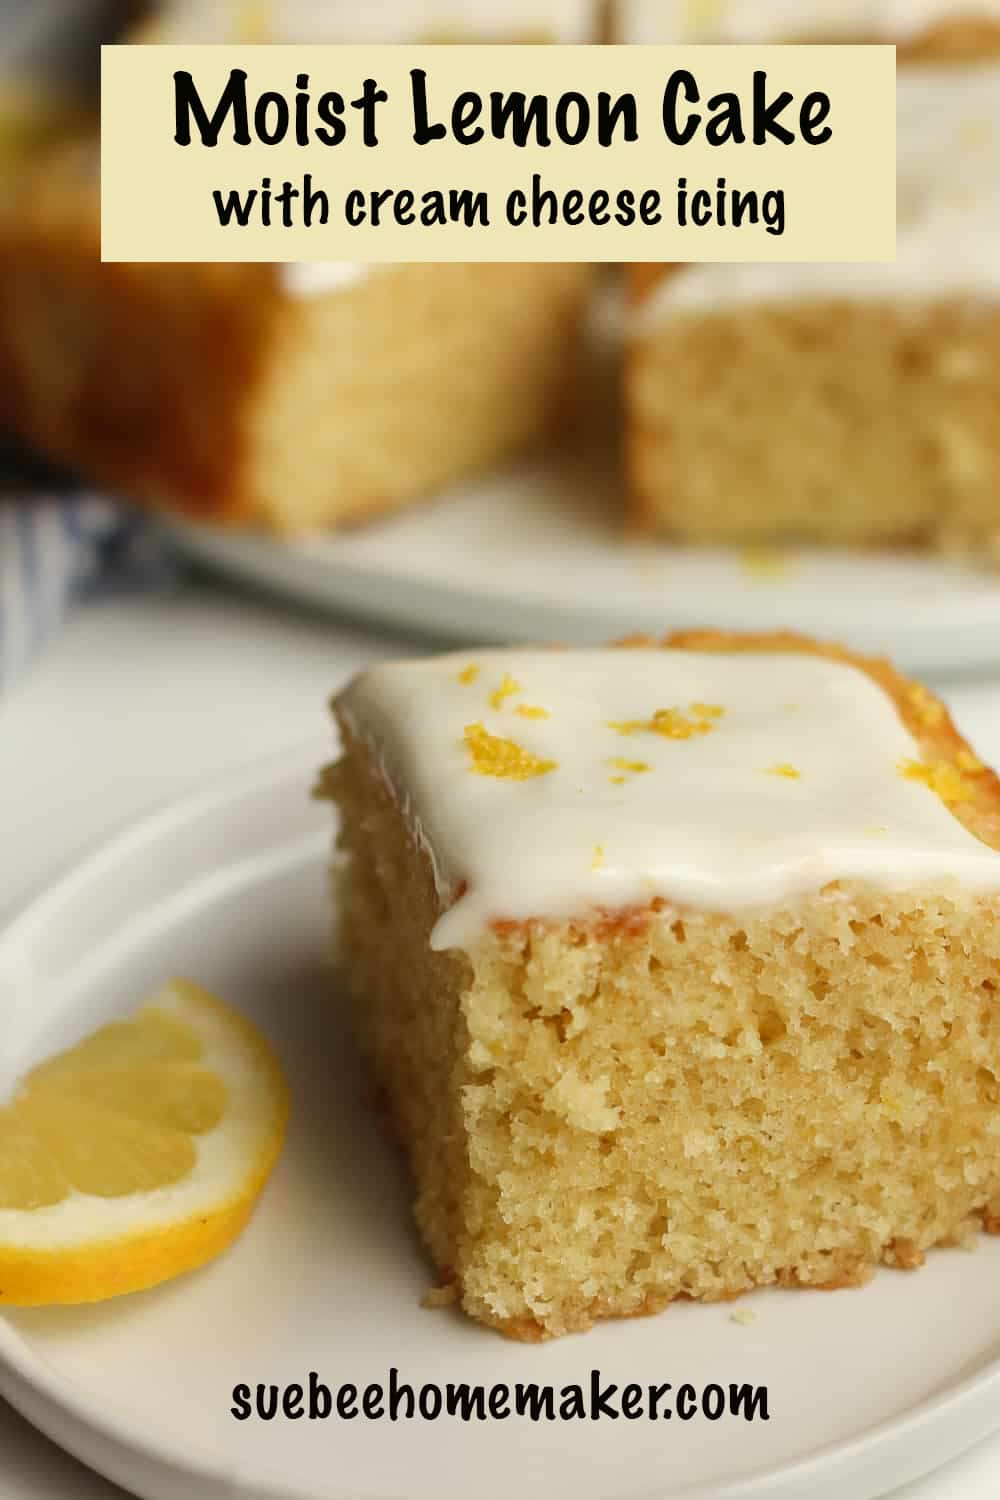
(635, 65), (1000, 324)
(278, 262), (371, 297)
(336, 648), (1000, 951)
(620, 0), (1000, 42)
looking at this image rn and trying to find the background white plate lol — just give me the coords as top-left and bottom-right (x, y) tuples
(161, 452), (1000, 679)
(2, 749), (1000, 1500)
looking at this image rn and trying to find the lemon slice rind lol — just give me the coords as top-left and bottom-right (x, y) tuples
(0, 981), (289, 1306)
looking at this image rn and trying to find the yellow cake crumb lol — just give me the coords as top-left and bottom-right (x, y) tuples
(464, 722), (556, 781)
(609, 775), (626, 785)
(730, 1307), (755, 1326)
(899, 758), (974, 806)
(690, 702), (725, 720)
(608, 757), (651, 774)
(489, 674), (521, 710)
(592, 845), (605, 870)
(765, 763), (801, 779)
(516, 704), (550, 720)
(545, 1070), (621, 1134)
(457, 664), (480, 686)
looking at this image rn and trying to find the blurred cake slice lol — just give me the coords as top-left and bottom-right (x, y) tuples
(323, 631), (1000, 1338)
(0, 1), (597, 532)
(626, 47), (1000, 549)
(0, 142), (590, 531)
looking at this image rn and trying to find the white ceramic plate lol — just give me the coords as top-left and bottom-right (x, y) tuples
(3, 748), (1000, 1500)
(160, 451), (1000, 678)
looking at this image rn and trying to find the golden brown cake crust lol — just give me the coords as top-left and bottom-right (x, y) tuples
(899, 15), (1000, 57)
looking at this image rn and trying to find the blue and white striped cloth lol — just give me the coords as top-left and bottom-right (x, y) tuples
(0, 493), (176, 690)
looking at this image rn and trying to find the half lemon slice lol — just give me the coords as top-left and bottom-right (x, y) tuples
(0, 980), (289, 1306)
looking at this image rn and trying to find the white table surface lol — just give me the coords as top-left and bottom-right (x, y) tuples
(3, 587), (1000, 1500)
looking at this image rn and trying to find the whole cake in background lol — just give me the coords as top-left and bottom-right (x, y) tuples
(625, 1), (1000, 550)
(322, 631), (1000, 1338)
(0, 1), (598, 534)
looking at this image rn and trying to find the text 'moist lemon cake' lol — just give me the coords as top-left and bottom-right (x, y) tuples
(323, 632), (1000, 1338)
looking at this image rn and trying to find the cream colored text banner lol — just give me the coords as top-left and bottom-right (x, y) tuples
(100, 44), (896, 263)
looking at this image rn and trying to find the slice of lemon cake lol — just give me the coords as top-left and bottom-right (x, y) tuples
(0, 140), (590, 532)
(0, 0), (596, 534)
(322, 631), (1000, 1339)
(625, 15), (1000, 550)
(0, 130), (591, 533)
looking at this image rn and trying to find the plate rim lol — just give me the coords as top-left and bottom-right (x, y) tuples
(159, 486), (1000, 676)
(1, 747), (1000, 1500)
